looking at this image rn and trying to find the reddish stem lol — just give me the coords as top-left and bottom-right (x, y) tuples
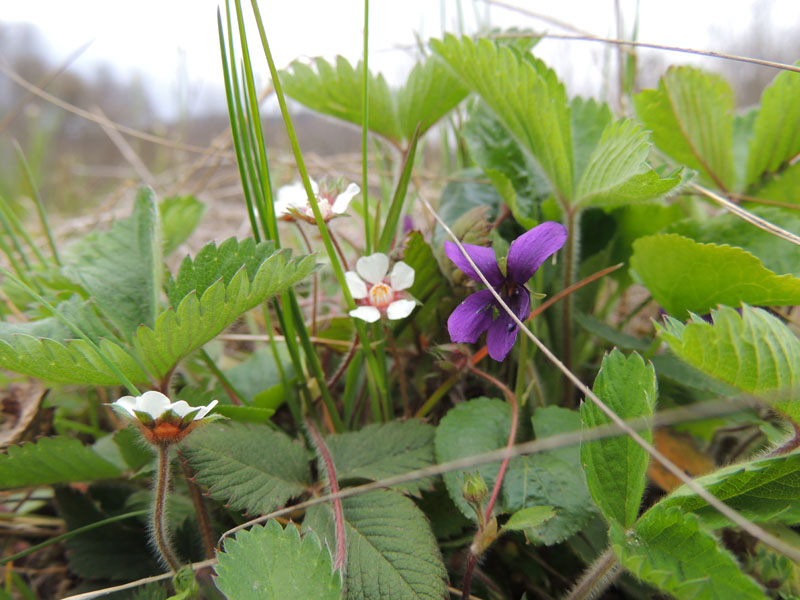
(468, 364), (518, 523)
(305, 418), (347, 572)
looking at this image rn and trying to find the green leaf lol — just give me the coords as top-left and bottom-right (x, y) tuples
(280, 56), (402, 143)
(575, 119), (680, 208)
(0, 334), (148, 385)
(64, 187), (162, 335)
(435, 399), (594, 544)
(212, 405), (275, 423)
(757, 162), (800, 206)
(503, 406), (596, 544)
(571, 96), (613, 183)
(159, 195), (206, 256)
(0, 437), (122, 490)
(502, 506), (555, 532)
(668, 206), (800, 277)
(435, 397), (510, 520)
(611, 505), (766, 599)
(630, 233), (800, 317)
(463, 100), (550, 228)
(215, 520), (342, 600)
(658, 305), (800, 421)
(634, 66), (735, 190)
(377, 125), (420, 254)
(182, 422), (310, 514)
(659, 452), (800, 529)
(136, 242), (315, 379)
(399, 231), (451, 333)
(574, 313), (650, 351)
(324, 420), (435, 496)
(304, 489), (448, 600)
(395, 56), (469, 140)
(432, 35), (573, 201)
(746, 63), (800, 186)
(581, 350), (656, 528)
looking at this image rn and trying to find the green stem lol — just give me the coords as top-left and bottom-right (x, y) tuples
(249, 0), (387, 420)
(561, 207), (580, 407)
(13, 141), (60, 265)
(564, 547), (621, 600)
(199, 348), (243, 405)
(153, 445), (181, 572)
(362, 0), (371, 254)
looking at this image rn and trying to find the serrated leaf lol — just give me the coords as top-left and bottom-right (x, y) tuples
(324, 420), (435, 496)
(571, 96), (613, 183)
(159, 195), (206, 256)
(304, 489), (448, 600)
(575, 119), (680, 208)
(581, 350), (656, 528)
(463, 100), (550, 227)
(215, 520), (342, 600)
(630, 233), (800, 317)
(611, 505), (766, 599)
(658, 305), (800, 421)
(64, 187), (161, 335)
(0, 437), (122, 489)
(634, 66), (735, 190)
(432, 35), (573, 200)
(435, 399), (594, 544)
(668, 206), (800, 277)
(136, 244), (315, 379)
(394, 56), (469, 140)
(182, 422), (309, 514)
(0, 334), (148, 385)
(746, 63), (800, 186)
(280, 56), (402, 143)
(659, 452), (800, 529)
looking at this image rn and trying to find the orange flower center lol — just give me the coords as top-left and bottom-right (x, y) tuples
(368, 282), (394, 308)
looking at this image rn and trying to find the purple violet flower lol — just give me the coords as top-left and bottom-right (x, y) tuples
(445, 221), (568, 361)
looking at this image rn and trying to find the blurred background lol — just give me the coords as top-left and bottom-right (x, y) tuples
(0, 0), (797, 238)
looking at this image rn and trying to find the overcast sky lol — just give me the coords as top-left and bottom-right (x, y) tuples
(2, 0), (796, 118)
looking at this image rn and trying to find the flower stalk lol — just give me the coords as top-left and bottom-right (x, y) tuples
(153, 445), (181, 572)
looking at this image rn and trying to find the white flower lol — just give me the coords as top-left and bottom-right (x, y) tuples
(275, 178), (360, 222)
(346, 253), (416, 322)
(111, 391), (218, 445)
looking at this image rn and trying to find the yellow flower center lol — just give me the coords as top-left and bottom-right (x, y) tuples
(369, 282), (393, 308)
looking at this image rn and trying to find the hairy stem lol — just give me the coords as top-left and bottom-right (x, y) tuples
(178, 451), (216, 560)
(153, 445), (181, 572)
(565, 547), (621, 600)
(769, 418), (800, 456)
(305, 418), (347, 573)
(561, 207), (580, 407)
(462, 552), (478, 600)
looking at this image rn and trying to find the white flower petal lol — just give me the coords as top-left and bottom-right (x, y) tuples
(356, 253), (389, 284)
(275, 182), (308, 215)
(138, 391), (171, 419)
(332, 182), (360, 214)
(193, 400), (218, 420)
(345, 271), (368, 299)
(349, 306), (382, 323)
(389, 261), (415, 291)
(168, 400), (194, 418)
(386, 299), (416, 320)
(112, 396), (138, 417)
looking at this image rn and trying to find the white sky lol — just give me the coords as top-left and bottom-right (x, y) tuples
(2, 0), (796, 119)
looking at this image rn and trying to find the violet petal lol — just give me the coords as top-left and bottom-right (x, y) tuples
(486, 287), (531, 361)
(448, 289), (495, 343)
(444, 241), (504, 286)
(506, 221), (568, 284)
